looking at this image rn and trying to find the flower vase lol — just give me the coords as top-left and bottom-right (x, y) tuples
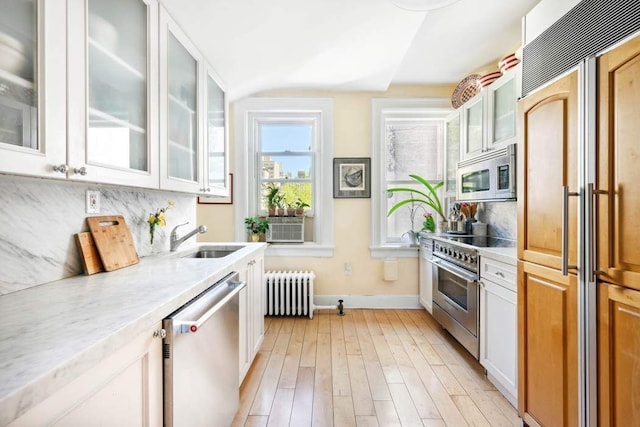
(437, 221), (448, 234)
(250, 234), (260, 242)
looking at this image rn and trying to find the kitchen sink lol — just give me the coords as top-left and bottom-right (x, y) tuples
(181, 245), (244, 259)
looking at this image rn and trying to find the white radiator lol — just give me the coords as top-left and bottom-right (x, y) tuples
(265, 270), (315, 319)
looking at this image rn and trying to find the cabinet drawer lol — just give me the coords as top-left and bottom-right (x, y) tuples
(480, 257), (516, 292)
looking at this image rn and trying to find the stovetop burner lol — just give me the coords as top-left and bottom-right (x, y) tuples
(442, 235), (516, 248)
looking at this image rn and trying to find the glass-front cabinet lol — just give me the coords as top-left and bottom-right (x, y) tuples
(203, 68), (230, 196)
(444, 110), (461, 197)
(487, 67), (518, 150)
(0, 0), (66, 176)
(462, 93), (485, 160)
(67, 0), (159, 186)
(0, 1), (229, 194)
(159, 7), (203, 193)
(460, 67), (519, 162)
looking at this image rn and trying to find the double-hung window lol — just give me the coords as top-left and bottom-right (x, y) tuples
(371, 98), (451, 257)
(257, 119), (314, 214)
(234, 97), (334, 257)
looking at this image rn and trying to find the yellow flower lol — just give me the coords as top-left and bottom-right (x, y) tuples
(149, 201), (175, 245)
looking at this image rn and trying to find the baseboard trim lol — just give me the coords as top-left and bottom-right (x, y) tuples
(314, 294), (421, 309)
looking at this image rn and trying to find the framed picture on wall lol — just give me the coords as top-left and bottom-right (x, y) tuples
(333, 158), (371, 198)
(197, 173), (233, 204)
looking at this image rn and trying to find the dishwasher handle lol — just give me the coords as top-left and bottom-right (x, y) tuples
(175, 280), (246, 334)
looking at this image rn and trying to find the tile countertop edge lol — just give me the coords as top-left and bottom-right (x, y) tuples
(0, 242), (266, 426)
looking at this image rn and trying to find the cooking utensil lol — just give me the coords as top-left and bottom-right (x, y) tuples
(75, 232), (104, 275)
(86, 215), (139, 271)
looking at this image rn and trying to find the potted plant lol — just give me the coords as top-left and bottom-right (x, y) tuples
(292, 198), (310, 217)
(387, 174), (448, 234)
(275, 194), (287, 216)
(264, 183), (281, 216)
(244, 217), (269, 242)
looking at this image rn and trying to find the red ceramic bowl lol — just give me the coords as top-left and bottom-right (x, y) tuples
(498, 53), (520, 73)
(478, 71), (503, 88)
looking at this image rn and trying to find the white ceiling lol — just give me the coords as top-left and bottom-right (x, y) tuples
(161, 0), (540, 101)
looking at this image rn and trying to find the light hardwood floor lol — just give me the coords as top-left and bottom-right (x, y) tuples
(232, 309), (519, 427)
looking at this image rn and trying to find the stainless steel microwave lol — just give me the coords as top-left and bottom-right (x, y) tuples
(456, 144), (517, 202)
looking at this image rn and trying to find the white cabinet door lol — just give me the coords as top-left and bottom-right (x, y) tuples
(461, 92), (486, 161)
(9, 324), (164, 427)
(238, 276), (250, 382)
(0, 0), (67, 178)
(486, 67), (519, 152)
(250, 255), (265, 354)
(239, 251), (265, 383)
(159, 6), (204, 193)
(67, 0), (159, 187)
(419, 256), (433, 313)
(479, 271), (517, 407)
(202, 65), (230, 197)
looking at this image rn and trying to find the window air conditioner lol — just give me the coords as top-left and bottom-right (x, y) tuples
(266, 217), (304, 243)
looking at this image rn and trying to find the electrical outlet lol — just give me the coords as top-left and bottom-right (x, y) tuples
(344, 262), (352, 276)
(86, 190), (100, 214)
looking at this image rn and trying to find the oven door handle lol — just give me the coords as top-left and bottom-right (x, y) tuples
(431, 258), (478, 282)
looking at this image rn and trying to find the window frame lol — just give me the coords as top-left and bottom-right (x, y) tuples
(234, 97), (334, 257)
(370, 98), (452, 258)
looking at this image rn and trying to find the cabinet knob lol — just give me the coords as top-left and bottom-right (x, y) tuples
(153, 329), (167, 339)
(52, 164), (69, 174)
(74, 166), (88, 176)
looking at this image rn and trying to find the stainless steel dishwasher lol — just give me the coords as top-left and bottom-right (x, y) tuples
(163, 272), (245, 427)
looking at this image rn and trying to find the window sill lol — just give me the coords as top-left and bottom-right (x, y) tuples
(265, 243), (334, 258)
(369, 245), (420, 259)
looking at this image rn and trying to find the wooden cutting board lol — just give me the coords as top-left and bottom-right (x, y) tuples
(75, 232), (104, 275)
(86, 215), (139, 272)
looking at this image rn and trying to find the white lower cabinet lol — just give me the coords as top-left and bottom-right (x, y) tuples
(419, 256), (433, 313)
(239, 251), (265, 383)
(9, 323), (164, 427)
(479, 254), (517, 407)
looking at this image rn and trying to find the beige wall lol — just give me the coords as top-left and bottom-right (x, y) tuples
(198, 83), (455, 298)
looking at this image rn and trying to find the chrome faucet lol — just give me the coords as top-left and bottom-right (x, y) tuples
(170, 222), (208, 251)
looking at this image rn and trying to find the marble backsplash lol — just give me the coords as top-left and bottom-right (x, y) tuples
(477, 201), (517, 240)
(0, 175), (197, 295)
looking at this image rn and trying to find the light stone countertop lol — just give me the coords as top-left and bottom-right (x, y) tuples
(0, 242), (266, 426)
(477, 246), (517, 266)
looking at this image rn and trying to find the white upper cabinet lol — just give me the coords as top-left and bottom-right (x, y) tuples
(159, 7), (204, 193)
(0, 0), (67, 177)
(461, 91), (485, 160)
(460, 67), (519, 161)
(444, 110), (461, 196)
(0, 1), (231, 194)
(486, 67), (518, 151)
(67, 0), (159, 186)
(203, 66), (230, 197)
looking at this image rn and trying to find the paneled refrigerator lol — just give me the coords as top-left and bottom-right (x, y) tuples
(517, 7), (640, 426)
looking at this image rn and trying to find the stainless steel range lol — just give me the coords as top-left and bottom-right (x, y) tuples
(430, 235), (515, 359)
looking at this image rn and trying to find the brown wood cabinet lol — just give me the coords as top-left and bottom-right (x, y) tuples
(597, 34), (640, 425)
(517, 261), (578, 427)
(517, 69), (580, 426)
(517, 70), (579, 272)
(597, 35), (640, 291)
(598, 283), (640, 426)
